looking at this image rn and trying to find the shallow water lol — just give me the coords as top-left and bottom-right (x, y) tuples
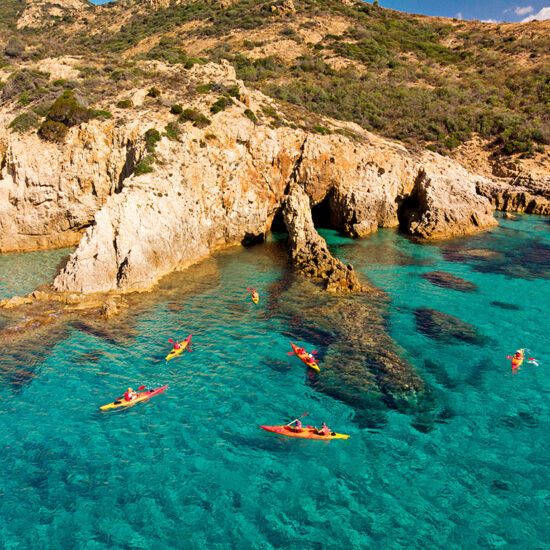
(0, 215), (549, 549)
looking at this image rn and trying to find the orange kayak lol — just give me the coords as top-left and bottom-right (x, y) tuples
(290, 342), (320, 372)
(260, 425), (349, 440)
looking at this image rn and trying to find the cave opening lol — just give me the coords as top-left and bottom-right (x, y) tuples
(311, 193), (336, 230)
(397, 194), (420, 231)
(270, 206), (287, 234)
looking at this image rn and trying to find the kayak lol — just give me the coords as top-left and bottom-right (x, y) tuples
(512, 349), (524, 370)
(290, 342), (320, 372)
(260, 425), (349, 440)
(100, 385), (168, 411)
(166, 334), (192, 361)
(252, 294), (259, 304)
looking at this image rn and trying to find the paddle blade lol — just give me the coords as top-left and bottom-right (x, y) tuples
(138, 385), (145, 391)
(287, 352), (296, 355)
(311, 350), (318, 354)
(246, 287), (252, 292)
(168, 338), (175, 343)
(506, 356), (512, 359)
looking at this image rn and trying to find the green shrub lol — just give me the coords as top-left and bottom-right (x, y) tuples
(47, 90), (89, 126)
(164, 122), (181, 140)
(147, 87), (161, 98)
(135, 155), (155, 175)
(145, 128), (161, 152)
(170, 104), (183, 114)
(38, 120), (68, 142)
(89, 109), (112, 120)
(196, 83), (214, 93)
(9, 112), (40, 133)
(18, 91), (30, 106)
(243, 109), (258, 123)
(4, 37), (25, 58)
(179, 108), (211, 128)
(184, 57), (205, 69)
(226, 85), (240, 98)
(312, 125), (332, 135)
(210, 96), (233, 114)
(117, 99), (133, 109)
(1, 69), (49, 101)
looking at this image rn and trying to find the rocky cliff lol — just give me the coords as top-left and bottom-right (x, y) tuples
(0, 60), (536, 296)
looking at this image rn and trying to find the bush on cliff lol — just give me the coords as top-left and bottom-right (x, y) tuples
(117, 99), (133, 109)
(170, 104), (183, 114)
(179, 108), (211, 128)
(1, 69), (49, 101)
(4, 36), (25, 58)
(210, 96), (233, 114)
(145, 128), (161, 153)
(46, 90), (89, 126)
(38, 120), (68, 142)
(243, 109), (258, 123)
(9, 111), (40, 133)
(135, 155), (155, 175)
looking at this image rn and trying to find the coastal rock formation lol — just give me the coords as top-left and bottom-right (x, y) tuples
(17, 0), (90, 29)
(282, 183), (371, 292)
(0, 122), (143, 252)
(0, 61), (503, 294)
(403, 166), (497, 239)
(476, 178), (550, 216)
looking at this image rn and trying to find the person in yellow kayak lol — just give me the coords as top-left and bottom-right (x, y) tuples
(124, 387), (138, 402)
(315, 422), (330, 436)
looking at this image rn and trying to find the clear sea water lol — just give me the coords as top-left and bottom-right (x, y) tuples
(0, 214), (548, 549)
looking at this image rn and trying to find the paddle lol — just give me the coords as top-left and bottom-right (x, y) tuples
(287, 349), (317, 355)
(286, 412), (309, 427)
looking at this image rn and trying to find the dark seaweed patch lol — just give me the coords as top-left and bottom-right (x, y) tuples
(490, 301), (520, 310)
(414, 307), (489, 346)
(422, 271), (477, 292)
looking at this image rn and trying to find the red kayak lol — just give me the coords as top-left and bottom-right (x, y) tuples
(260, 425), (349, 440)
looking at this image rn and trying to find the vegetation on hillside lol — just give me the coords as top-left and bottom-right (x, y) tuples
(1, 0), (548, 155)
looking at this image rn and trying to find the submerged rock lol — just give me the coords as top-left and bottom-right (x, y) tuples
(490, 301), (520, 311)
(422, 271), (477, 292)
(414, 307), (488, 346)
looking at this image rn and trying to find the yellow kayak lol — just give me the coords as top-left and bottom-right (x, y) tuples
(166, 334), (192, 361)
(100, 385), (168, 411)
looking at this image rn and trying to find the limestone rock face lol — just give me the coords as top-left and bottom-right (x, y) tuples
(0, 61), (508, 294)
(404, 163), (497, 239)
(476, 177), (550, 216)
(282, 183), (371, 292)
(0, 121), (143, 252)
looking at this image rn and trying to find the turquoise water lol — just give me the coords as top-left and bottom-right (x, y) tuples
(0, 215), (549, 549)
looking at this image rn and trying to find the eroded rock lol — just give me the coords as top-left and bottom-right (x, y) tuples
(282, 183), (371, 292)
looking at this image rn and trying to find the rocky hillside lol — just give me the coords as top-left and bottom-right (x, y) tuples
(2, 0), (549, 158)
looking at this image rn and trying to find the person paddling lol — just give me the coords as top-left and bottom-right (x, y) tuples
(124, 387), (138, 402)
(316, 422), (330, 436)
(286, 419), (303, 433)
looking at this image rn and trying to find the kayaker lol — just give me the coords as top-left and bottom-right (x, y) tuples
(307, 354), (316, 364)
(171, 339), (181, 350)
(124, 387), (138, 401)
(287, 419), (303, 432)
(316, 422), (330, 436)
(251, 289), (259, 302)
